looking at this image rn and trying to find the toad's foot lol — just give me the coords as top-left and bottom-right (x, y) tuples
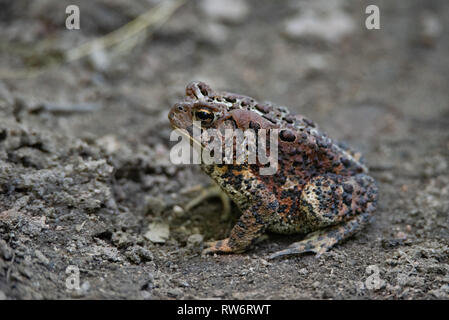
(184, 184), (231, 221)
(202, 238), (236, 255)
(268, 212), (371, 260)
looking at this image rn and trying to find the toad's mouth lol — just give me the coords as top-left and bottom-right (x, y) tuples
(170, 121), (205, 151)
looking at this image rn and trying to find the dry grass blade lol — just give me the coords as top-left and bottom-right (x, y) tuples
(0, 0), (186, 80)
(66, 0), (185, 61)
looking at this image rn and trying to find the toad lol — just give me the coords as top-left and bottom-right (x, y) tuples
(168, 81), (378, 259)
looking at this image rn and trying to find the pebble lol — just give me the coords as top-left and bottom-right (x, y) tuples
(172, 205), (184, 216)
(259, 258), (271, 267)
(298, 268), (308, 275)
(283, 0), (355, 43)
(167, 288), (183, 298)
(200, 0), (249, 24)
(0, 240), (13, 260)
(145, 196), (166, 215)
(140, 290), (152, 300)
(89, 43), (110, 71)
(35, 250), (50, 265)
(201, 22), (229, 44)
(97, 134), (121, 153)
(418, 12), (442, 47)
(81, 281), (90, 293)
(144, 222), (170, 243)
(187, 234), (204, 246)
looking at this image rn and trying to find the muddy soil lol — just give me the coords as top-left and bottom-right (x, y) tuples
(0, 0), (448, 299)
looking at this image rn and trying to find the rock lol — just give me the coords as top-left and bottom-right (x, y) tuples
(200, 22), (229, 44)
(145, 196), (166, 215)
(97, 134), (121, 153)
(200, 0), (249, 24)
(112, 231), (133, 249)
(18, 266), (33, 279)
(0, 81), (14, 105)
(167, 288), (183, 298)
(0, 240), (13, 260)
(89, 43), (110, 71)
(418, 12), (442, 47)
(283, 0), (355, 44)
(298, 268), (308, 275)
(140, 290), (152, 300)
(81, 281), (90, 293)
(171, 278), (190, 288)
(125, 245), (154, 264)
(70, 281), (90, 298)
(259, 258), (271, 267)
(144, 222), (170, 243)
(35, 250), (50, 265)
(172, 205), (184, 216)
(187, 234), (204, 246)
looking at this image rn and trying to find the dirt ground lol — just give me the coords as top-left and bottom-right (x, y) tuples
(0, 0), (448, 299)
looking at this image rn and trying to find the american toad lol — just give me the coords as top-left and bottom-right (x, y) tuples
(168, 81), (378, 258)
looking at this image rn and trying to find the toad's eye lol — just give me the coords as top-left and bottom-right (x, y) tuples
(194, 109), (215, 125)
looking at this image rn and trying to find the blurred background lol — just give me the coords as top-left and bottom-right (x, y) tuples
(0, 0), (448, 299)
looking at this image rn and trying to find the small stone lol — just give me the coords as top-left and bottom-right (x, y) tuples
(125, 246), (153, 264)
(0, 240), (13, 261)
(137, 246), (154, 262)
(35, 250), (49, 265)
(418, 12), (442, 47)
(81, 281), (90, 293)
(212, 289), (225, 297)
(75, 221), (86, 233)
(167, 288), (183, 298)
(200, 0), (249, 24)
(141, 290), (152, 300)
(112, 231), (132, 249)
(283, 1), (355, 44)
(70, 281), (90, 298)
(298, 268), (308, 275)
(172, 279), (190, 288)
(144, 222), (170, 243)
(201, 22), (229, 44)
(395, 231), (407, 240)
(18, 266), (33, 279)
(97, 134), (120, 153)
(259, 258), (271, 266)
(172, 205), (184, 216)
(89, 43), (110, 71)
(440, 284), (449, 294)
(187, 234), (204, 246)
(145, 196), (166, 215)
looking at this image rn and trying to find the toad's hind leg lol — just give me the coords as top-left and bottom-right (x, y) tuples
(268, 173), (378, 259)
